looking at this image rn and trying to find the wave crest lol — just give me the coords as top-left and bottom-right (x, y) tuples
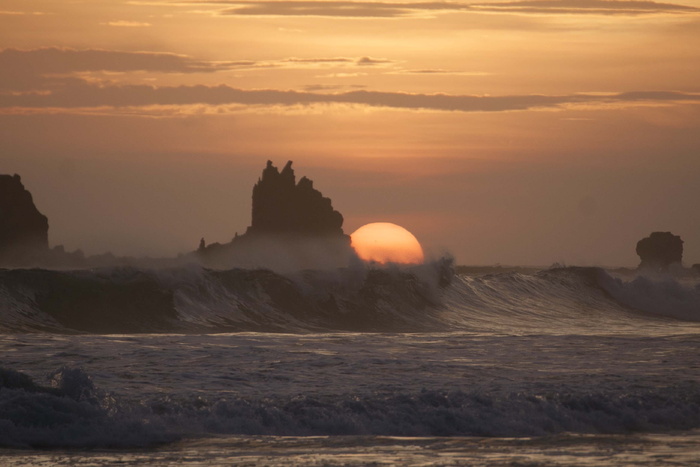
(1, 262), (699, 334)
(0, 259), (453, 334)
(3, 367), (700, 448)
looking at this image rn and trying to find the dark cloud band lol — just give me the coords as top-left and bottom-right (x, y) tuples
(0, 47), (227, 74)
(2, 79), (698, 113)
(201, 0), (699, 17)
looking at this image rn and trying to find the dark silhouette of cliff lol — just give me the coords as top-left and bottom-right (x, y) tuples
(198, 160), (356, 270)
(0, 174), (134, 269)
(636, 231), (683, 271)
(247, 161), (344, 237)
(0, 174), (49, 265)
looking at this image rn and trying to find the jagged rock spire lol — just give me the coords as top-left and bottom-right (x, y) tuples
(248, 160), (344, 236)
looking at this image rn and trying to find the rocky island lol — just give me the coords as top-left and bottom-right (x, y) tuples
(636, 231), (684, 272)
(197, 160), (357, 270)
(0, 174), (49, 266)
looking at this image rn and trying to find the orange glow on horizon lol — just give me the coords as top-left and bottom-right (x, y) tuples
(350, 222), (425, 265)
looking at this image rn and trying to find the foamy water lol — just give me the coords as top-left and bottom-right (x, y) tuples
(1, 263), (700, 464)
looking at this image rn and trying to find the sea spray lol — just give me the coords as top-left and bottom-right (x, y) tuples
(1, 263), (699, 334)
(3, 364), (700, 448)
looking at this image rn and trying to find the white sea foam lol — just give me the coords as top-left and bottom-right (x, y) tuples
(2, 364), (700, 448)
(598, 272), (700, 321)
(0, 263), (698, 334)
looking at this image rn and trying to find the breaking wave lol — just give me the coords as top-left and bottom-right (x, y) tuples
(443, 267), (700, 332)
(2, 366), (700, 448)
(0, 262), (698, 334)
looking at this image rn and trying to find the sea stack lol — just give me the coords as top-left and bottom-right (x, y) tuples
(198, 161), (355, 270)
(0, 174), (49, 265)
(636, 231), (683, 272)
(247, 161), (344, 237)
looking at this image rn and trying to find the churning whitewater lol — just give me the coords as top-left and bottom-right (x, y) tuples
(2, 262), (700, 464)
(1, 262), (699, 334)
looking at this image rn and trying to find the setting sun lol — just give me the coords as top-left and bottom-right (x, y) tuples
(350, 222), (425, 265)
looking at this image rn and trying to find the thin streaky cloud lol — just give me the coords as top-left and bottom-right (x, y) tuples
(0, 48), (244, 93)
(283, 56), (393, 67)
(357, 56), (393, 66)
(1, 79), (698, 113)
(0, 10), (48, 15)
(0, 48), (396, 94)
(470, 0), (699, 15)
(284, 57), (353, 63)
(218, 2), (423, 18)
(194, 0), (699, 17)
(302, 84), (368, 92)
(391, 69), (492, 76)
(104, 20), (153, 27)
(315, 72), (369, 78)
(0, 48), (230, 76)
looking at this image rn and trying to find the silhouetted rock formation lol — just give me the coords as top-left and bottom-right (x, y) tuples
(0, 174), (49, 265)
(198, 160), (356, 270)
(636, 231), (683, 271)
(247, 161), (344, 237)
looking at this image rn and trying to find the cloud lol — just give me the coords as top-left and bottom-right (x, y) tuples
(0, 47), (230, 76)
(275, 56), (394, 70)
(284, 57), (354, 64)
(0, 10), (48, 15)
(217, 1), (426, 18)
(315, 72), (368, 78)
(614, 90), (700, 101)
(302, 84), (367, 92)
(391, 69), (491, 76)
(104, 20), (153, 27)
(357, 56), (392, 66)
(0, 48), (248, 92)
(0, 48), (398, 94)
(1, 77), (698, 114)
(1, 50), (696, 114)
(470, 0), (699, 15)
(199, 0), (698, 18)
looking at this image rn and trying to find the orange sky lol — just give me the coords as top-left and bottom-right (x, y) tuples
(1, 0), (699, 266)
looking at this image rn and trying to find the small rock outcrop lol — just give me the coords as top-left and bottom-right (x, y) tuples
(0, 174), (49, 265)
(636, 231), (683, 271)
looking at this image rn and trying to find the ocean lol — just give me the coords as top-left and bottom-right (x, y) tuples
(1, 261), (700, 465)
